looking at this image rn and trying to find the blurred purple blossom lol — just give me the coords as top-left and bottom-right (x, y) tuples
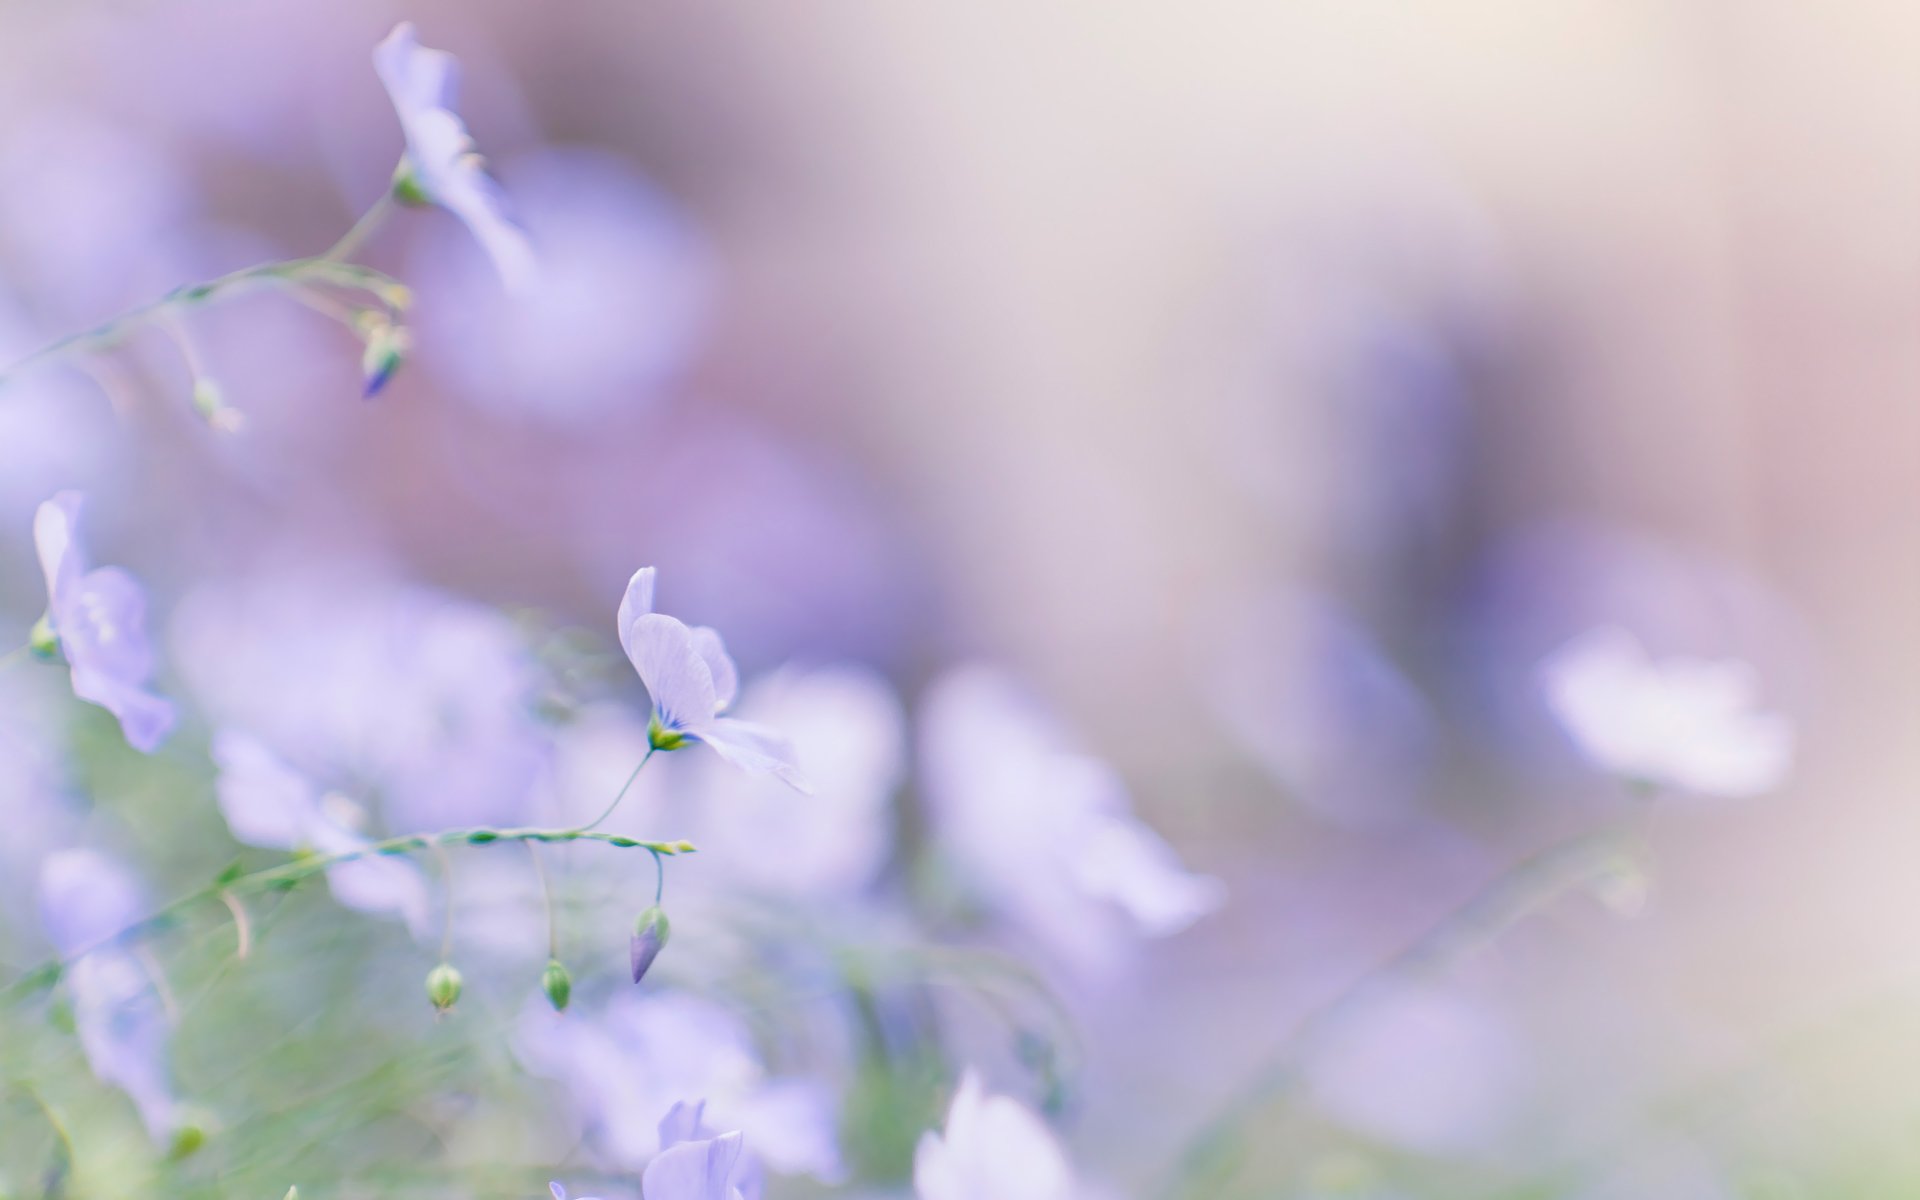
(619, 567), (805, 789)
(1458, 518), (1806, 770)
(1541, 626), (1792, 799)
(647, 1099), (761, 1200)
(1305, 983), (1527, 1156)
(918, 665), (1223, 973)
(516, 991), (840, 1181)
(676, 665), (904, 899)
(1201, 587), (1435, 828)
(211, 730), (433, 938)
(172, 563), (549, 832)
(374, 23), (534, 294)
(38, 849), (180, 1143)
(914, 1069), (1074, 1200)
(33, 491), (175, 752)
(413, 148), (710, 423)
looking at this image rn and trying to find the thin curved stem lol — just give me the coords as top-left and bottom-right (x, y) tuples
(0, 823), (693, 1007)
(649, 847), (665, 906)
(432, 842), (457, 962)
(0, 258), (405, 391)
(527, 842), (559, 959)
(578, 749), (654, 833)
(1157, 827), (1641, 1200)
(322, 192), (395, 262)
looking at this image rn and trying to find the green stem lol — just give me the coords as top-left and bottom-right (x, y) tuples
(1157, 828), (1641, 1200)
(321, 192), (395, 262)
(0, 824), (693, 1007)
(579, 749), (654, 832)
(0, 258), (404, 391)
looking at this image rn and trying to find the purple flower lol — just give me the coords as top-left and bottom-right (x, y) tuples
(373, 22), (534, 293)
(515, 991), (840, 1180)
(919, 665), (1223, 972)
(677, 665), (904, 899)
(411, 149), (712, 425)
(211, 730), (433, 939)
(32, 491), (175, 753)
(914, 1071), (1073, 1200)
(643, 1100), (759, 1200)
(1541, 626), (1793, 798)
(552, 1101), (761, 1200)
(618, 568), (807, 790)
(173, 564), (550, 833)
(37, 849), (180, 1144)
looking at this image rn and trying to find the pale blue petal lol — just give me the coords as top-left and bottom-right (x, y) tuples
(687, 625), (738, 713)
(617, 566), (659, 664)
(311, 822), (435, 940)
(33, 489), (86, 603)
(699, 718), (809, 792)
(641, 1131), (744, 1200)
(38, 848), (145, 953)
(631, 613), (716, 733)
(211, 731), (321, 850)
(658, 1099), (712, 1149)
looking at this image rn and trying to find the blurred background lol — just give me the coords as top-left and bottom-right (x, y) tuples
(1, 2), (1918, 1197)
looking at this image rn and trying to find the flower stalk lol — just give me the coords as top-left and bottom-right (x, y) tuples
(0, 823), (695, 1007)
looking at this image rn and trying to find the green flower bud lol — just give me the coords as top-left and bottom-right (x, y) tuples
(27, 614), (58, 661)
(542, 958), (572, 1013)
(390, 163), (433, 207)
(166, 1109), (215, 1161)
(630, 906), (671, 984)
(426, 962), (464, 1013)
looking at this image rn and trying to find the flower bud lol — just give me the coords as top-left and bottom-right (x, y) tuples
(358, 318), (411, 398)
(542, 959), (572, 1013)
(191, 380), (244, 432)
(425, 962), (464, 1012)
(390, 162), (433, 207)
(630, 906), (671, 984)
(27, 614), (58, 661)
(166, 1108), (216, 1160)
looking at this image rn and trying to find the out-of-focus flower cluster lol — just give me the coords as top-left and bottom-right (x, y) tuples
(0, 10), (1824, 1200)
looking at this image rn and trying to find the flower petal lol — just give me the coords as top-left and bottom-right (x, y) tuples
(700, 718), (810, 792)
(68, 666), (175, 754)
(630, 613), (716, 733)
(311, 822), (434, 941)
(688, 625), (738, 713)
(658, 1099), (712, 1149)
(641, 1130), (745, 1200)
(1069, 812), (1225, 937)
(33, 489), (85, 604)
(617, 566), (658, 663)
(212, 732), (321, 850)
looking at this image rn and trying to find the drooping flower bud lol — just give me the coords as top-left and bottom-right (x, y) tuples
(425, 962), (463, 1012)
(358, 316), (411, 398)
(630, 906), (671, 984)
(542, 959), (572, 1013)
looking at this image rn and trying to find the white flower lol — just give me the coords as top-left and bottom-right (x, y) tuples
(914, 1071), (1074, 1200)
(1540, 626), (1792, 797)
(618, 566), (808, 790)
(374, 23), (535, 293)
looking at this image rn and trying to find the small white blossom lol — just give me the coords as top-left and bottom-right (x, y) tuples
(1541, 626), (1792, 797)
